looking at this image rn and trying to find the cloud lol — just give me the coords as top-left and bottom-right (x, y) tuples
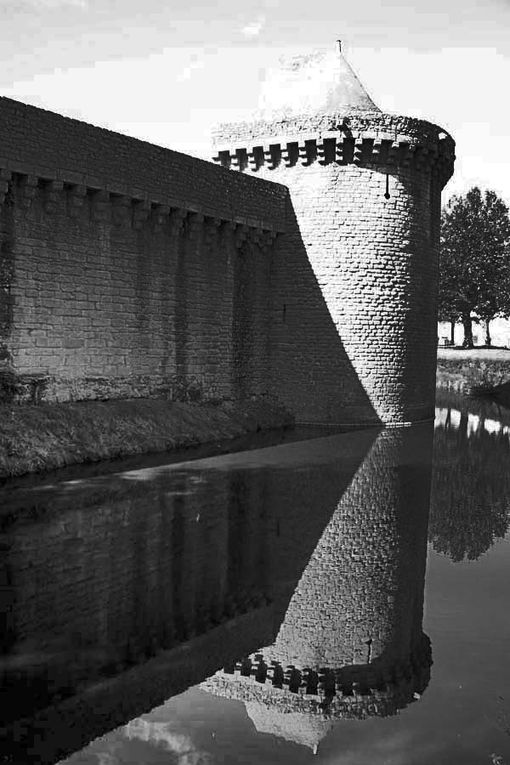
(240, 16), (266, 38)
(176, 54), (205, 83)
(123, 719), (213, 765)
(24, 0), (88, 7)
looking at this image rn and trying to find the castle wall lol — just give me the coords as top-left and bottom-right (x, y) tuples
(0, 96), (454, 427)
(0, 97), (285, 403)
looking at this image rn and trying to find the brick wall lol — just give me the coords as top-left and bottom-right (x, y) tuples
(0, 96), (455, 424)
(0, 97), (286, 403)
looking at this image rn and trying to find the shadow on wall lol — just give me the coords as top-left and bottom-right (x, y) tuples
(271, 198), (381, 426)
(0, 421), (435, 762)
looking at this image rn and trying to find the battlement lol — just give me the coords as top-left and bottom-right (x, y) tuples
(0, 170), (281, 245)
(213, 112), (455, 189)
(204, 638), (431, 719)
(0, 96), (287, 233)
(208, 631), (431, 707)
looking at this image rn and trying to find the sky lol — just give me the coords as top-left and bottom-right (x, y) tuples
(1, 0), (509, 204)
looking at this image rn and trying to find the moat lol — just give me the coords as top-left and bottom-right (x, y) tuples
(2, 388), (510, 765)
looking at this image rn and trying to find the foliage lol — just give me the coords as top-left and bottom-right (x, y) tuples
(439, 187), (510, 347)
(430, 401), (510, 561)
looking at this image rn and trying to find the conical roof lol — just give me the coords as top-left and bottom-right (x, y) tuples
(245, 700), (336, 753)
(256, 42), (381, 120)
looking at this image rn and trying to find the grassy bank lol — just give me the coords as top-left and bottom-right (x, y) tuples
(0, 397), (293, 480)
(437, 347), (510, 393)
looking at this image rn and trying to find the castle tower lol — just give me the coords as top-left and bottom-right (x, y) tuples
(213, 44), (455, 426)
(203, 425), (434, 749)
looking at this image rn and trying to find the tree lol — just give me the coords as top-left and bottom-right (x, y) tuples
(439, 187), (510, 348)
(430, 396), (510, 562)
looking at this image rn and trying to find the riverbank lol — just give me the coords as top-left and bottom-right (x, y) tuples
(436, 347), (510, 393)
(0, 397), (293, 480)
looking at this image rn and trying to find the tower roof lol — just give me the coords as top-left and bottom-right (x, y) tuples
(256, 42), (381, 120)
(245, 701), (335, 753)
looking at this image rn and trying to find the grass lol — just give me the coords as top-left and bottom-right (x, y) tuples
(0, 397), (293, 480)
(437, 347), (510, 396)
(438, 346), (510, 360)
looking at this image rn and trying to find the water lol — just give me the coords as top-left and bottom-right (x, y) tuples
(1, 390), (510, 764)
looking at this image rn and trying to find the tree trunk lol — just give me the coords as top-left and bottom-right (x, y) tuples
(450, 320), (456, 346)
(462, 315), (474, 348)
(485, 319), (492, 347)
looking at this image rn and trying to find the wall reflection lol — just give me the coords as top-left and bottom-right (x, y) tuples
(0, 423), (435, 763)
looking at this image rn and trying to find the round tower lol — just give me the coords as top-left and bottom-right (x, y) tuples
(212, 44), (455, 426)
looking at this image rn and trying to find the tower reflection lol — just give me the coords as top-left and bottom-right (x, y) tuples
(204, 426), (434, 752)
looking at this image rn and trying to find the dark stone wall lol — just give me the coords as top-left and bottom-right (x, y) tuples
(0, 97), (285, 404)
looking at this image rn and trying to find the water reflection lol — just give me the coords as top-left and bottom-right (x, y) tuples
(203, 428), (433, 753)
(0, 422), (436, 763)
(430, 389), (510, 562)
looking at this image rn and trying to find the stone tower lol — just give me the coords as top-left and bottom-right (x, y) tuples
(203, 425), (434, 752)
(213, 44), (455, 426)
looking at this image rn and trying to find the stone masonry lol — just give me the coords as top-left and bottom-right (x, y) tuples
(0, 44), (455, 426)
(0, 96), (284, 404)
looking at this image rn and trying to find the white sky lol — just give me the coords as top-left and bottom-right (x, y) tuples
(1, 0), (509, 204)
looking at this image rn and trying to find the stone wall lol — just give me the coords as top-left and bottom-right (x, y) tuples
(0, 96), (286, 404)
(0, 96), (455, 426)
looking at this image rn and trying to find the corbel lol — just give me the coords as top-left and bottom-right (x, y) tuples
(43, 180), (64, 214)
(0, 169), (12, 206)
(339, 136), (354, 164)
(281, 142), (296, 168)
(212, 150), (231, 169)
(186, 212), (204, 242)
(299, 139), (317, 166)
(203, 216), (222, 249)
(234, 223), (249, 249)
(230, 150), (247, 171)
(263, 230), (278, 251)
(153, 203), (171, 228)
(19, 175), (38, 210)
(169, 207), (187, 236)
(398, 142), (412, 166)
(261, 144), (274, 169)
(247, 148), (259, 171)
(317, 136), (336, 166)
(373, 138), (392, 166)
(132, 199), (151, 230)
(67, 185), (87, 218)
(90, 189), (111, 223)
(111, 195), (131, 226)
